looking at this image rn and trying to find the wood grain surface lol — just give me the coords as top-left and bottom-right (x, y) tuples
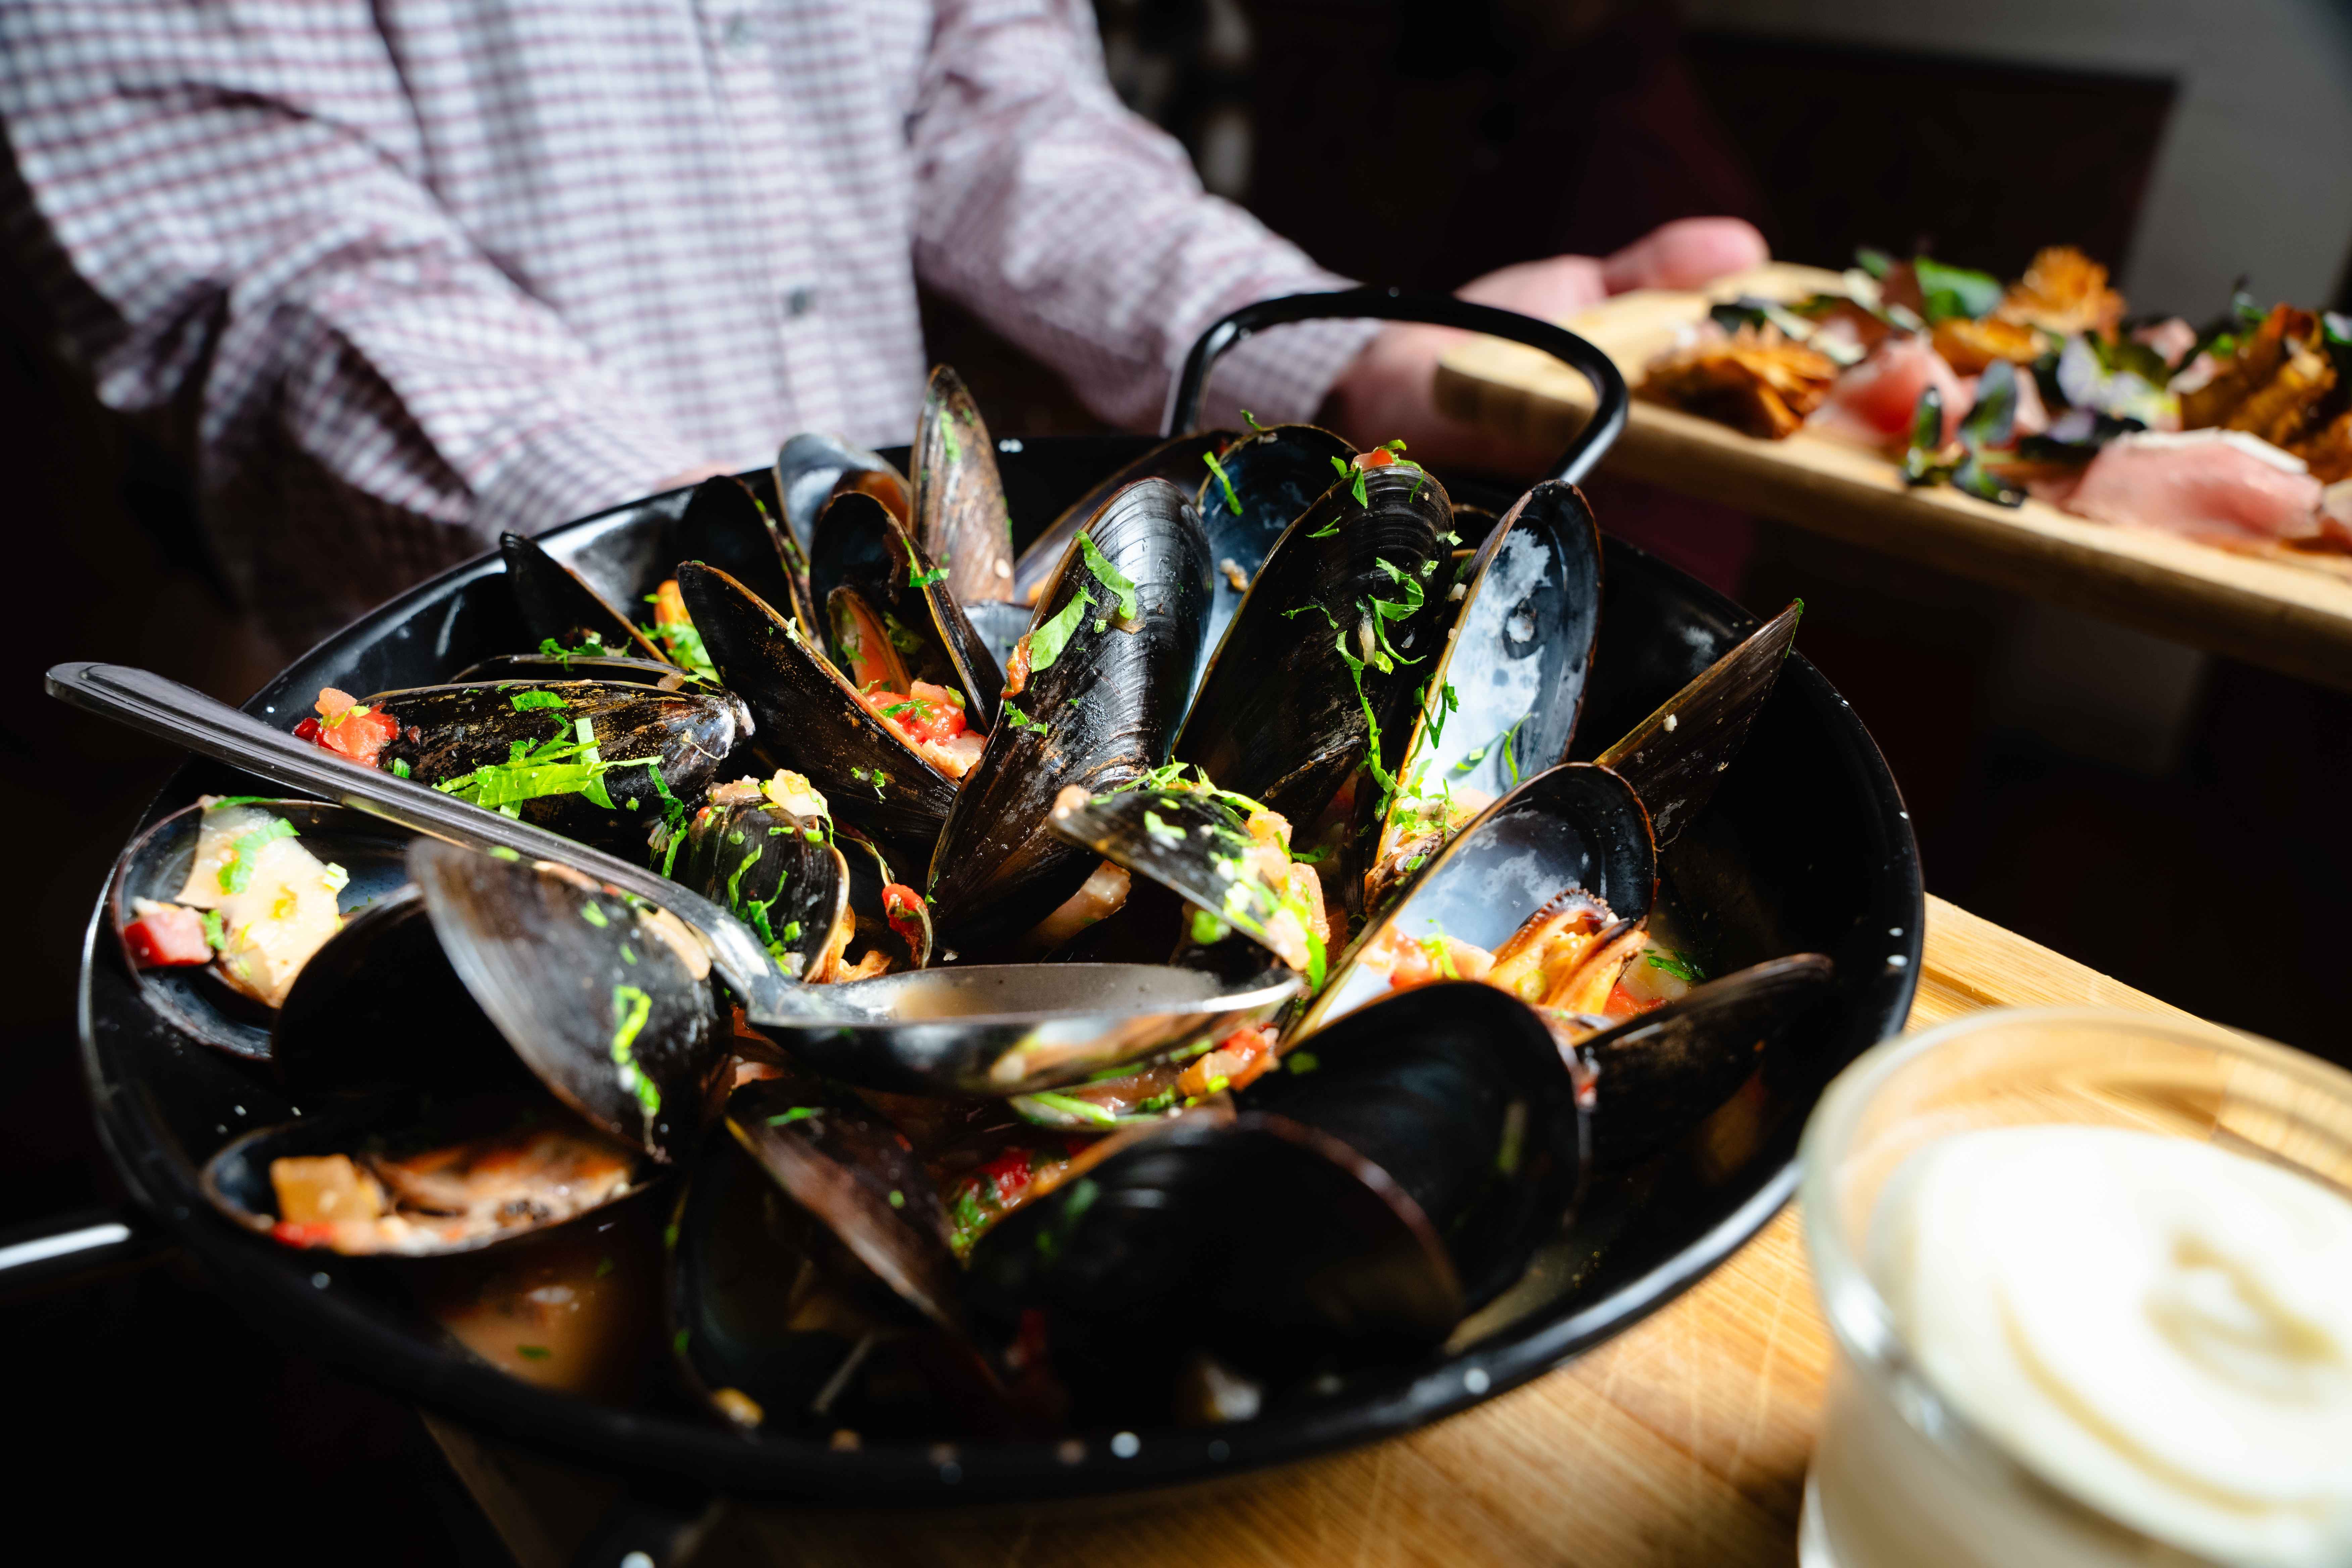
(427, 894), (2181, 1568)
(1434, 265), (2352, 692)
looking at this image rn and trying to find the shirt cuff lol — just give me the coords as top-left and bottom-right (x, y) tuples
(472, 408), (711, 541)
(1189, 313), (1382, 434)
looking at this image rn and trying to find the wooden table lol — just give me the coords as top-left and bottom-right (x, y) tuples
(1435, 265), (2352, 692)
(427, 895), (2185, 1568)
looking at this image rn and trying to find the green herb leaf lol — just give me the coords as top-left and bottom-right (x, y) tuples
(217, 816), (298, 894)
(1026, 585), (1095, 675)
(1077, 533), (1140, 623)
(908, 561), (949, 590)
(1001, 701), (1048, 735)
(767, 1107), (823, 1126)
(1644, 948), (1708, 984)
(1913, 256), (2003, 324)
(509, 689), (567, 712)
(516, 1345), (551, 1361)
(580, 903), (609, 929)
(389, 757), (411, 779)
(608, 984), (660, 1116)
(1202, 450), (1241, 516)
(199, 909), (227, 950)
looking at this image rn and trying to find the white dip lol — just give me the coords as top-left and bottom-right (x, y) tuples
(1869, 1126), (2352, 1568)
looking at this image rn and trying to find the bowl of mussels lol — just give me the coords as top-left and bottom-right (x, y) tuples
(67, 298), (1919, 1502)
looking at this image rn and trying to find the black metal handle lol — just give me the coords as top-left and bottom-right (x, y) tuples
(1164, 285), (1629, 486)
(0, 1206), (168, 1301)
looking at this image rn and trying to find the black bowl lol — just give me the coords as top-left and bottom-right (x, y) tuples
(77, 431), (1920, 1502)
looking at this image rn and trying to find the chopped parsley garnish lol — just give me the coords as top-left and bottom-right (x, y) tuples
(1142, 809), (1186, 847)
(516, 1345), (551, 1361)
(940, 418), (962, 466)
(848, 766), (889, 800)
(1287, 1051), (1319, 1075)
(766, 1106), (823, 1127)
(1309, 517), (1340, 537)
(1190, 908), (1231, 945)
(1077, 534), (1139, 623)
(907, 560), (950, 590)
(1025, 585), (1095, 675)
(1240, 409), (1267, 432)
(1001, 701), (1048, 735)
(580, 903), (609, 929)
(887, 1189), (906, 1209)
(217, 817), (298, 894)
(388, 758), (411, 779)
(1202, 451), (1241, 516)
(489, 846), (522, 861)
(509, 690), (567, 712)
(199, 910), (227, 950)
(1645, 949), (1707, 984)
(639, 614), (716, 681)
(608, 984), (659, 1115)
(434, 717), (660, 816)
(1029, 1091), (1120, 1127)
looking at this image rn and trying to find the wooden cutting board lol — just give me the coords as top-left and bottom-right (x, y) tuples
(427, 894), (2187, 1568)
(1435, 264), (2352, 692)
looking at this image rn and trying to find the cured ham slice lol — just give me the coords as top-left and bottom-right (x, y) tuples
(1805, 337), (1968, 450)
(2056, 431), (2324, 545)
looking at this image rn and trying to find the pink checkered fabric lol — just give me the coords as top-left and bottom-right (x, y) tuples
(0, 0), (1370, 632)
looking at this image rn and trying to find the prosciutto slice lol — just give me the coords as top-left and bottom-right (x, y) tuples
(1806, 336), (1970, 450)
(2054, 431), (2324, 545)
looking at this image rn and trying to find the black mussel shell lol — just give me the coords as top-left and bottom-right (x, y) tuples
(1298, 762), (1657, 1036)
(966, 1110), (1460, 1422)
(911, 365), (1017, 606)
(809, 488), (1005, 727)
(1187, 423), (1355, 676)
(202, 1091), (654, 1259)
(774, 432), (910, 549)
(1011, 430), (1236, 604)
(1367, 481), (1602, 910)
(363, 680), (750, 855)
(109, 798), (415, 1060)
(450, 652), (701, 690)
(1173, 463), (1452, 910)
(272, 885), (536, 1097)
(1046, 786), (1321, 976)
(1245, 981), (1589, 1309)
(926, 478), (1212, 948)
(1591, 602), (1801, 848)
(1575, 952), (1834, 1166)
(500, 532), (670, 663)
(678, 562), (958, 850)
(764, 960), (1299, 1098)
(675, 473), (817, 638)
(959, 599), (1032, 681)
(666, 1129), (996, 1438)
(409, 841), (728, 1162)
(837, 825), (932, 971)
(673, 796), (849, 983)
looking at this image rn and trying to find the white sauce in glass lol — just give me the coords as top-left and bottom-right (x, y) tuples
(1869, 1126), (2352, 1568)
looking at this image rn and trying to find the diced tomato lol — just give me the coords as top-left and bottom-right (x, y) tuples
(1358, 446), (1399, 469)
(270, 1221), (338, 1248)
(296, 686), (398, 766)
(880, 883), (926, 952)
(123, 903), (212, 967)
(1604, 982), (1660, 1020)
(976, 1146), (1035, 1201)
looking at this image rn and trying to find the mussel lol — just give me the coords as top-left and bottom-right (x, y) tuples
(1184, 422), (1356, 671)
(911, 365), (1018, 606)
(674, 472), (819, 642)
(808, 489), (1004, 730)
(359, 679), (751, 854)
(926, 478), (1212, 949)
(773, 433), (910, 550)
(1010, 431), (1237, 605)
(500, 531), (671, 664)
(671, 782), (852, 982)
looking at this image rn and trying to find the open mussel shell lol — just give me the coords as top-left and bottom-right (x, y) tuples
(926, 478), (1211, 949)
(449, 652), (700, 690)
(108, 798), (416, 1060)
(675, 473), (817, 638)
(1245, 980), (1589, 1310)
(1173, 463), (1452, 905)
(1369, 481), (1603, 909)
(500, 531), (670, 663)
(1592, 601), (1800, 848)
(679, 561), (958, 850)
(1575, 952), (1834, 1166)
(1046, 787), (1311, 972)
(1011, 430), (1236, 604)
(272, 885), (538, 1097)
(911, 365), (1017, 606)
(965, 1109), (1461, 1421)
(1188, 422), (1355, 672)
(409, 840), (728, 1161)
(201, 1091), (656, 1259)
(774, 432), (910, 545)
(808, 488), (1004, 727)
(667, 1124), (999, 1438)
(757, 960), (1300, 1098)
(838, 826), (932, 971)
(362, 679), (750, 855)
(1296, 762), (1657, 1037)
(673, 796), (849, 982)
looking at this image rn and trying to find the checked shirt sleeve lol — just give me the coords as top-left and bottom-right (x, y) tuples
(907, 0), (1377, 435)
(0, 2), (708, 569)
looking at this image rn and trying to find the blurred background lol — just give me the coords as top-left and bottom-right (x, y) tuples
(9, 0), (2352, 1558)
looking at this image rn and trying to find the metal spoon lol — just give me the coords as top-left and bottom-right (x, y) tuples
(46, 661), (1300, 1093)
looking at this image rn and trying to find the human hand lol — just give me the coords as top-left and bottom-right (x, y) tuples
(1321, 217), (1769, 475)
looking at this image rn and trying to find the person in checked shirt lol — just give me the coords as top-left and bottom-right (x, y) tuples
(0, 0), (1763, 642)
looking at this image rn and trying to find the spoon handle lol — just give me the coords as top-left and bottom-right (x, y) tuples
(44, 660), (789, 1011)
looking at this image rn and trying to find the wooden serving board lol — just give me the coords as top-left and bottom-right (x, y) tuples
(427, 894), (2186, 1568)
(1435, 264), (2352, 692)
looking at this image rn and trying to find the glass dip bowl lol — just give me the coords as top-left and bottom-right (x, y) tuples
(1798, 1007), (2352, 1568)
